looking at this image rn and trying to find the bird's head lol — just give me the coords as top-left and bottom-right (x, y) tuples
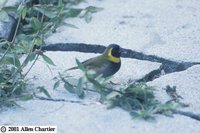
(103, 44), (121, 63)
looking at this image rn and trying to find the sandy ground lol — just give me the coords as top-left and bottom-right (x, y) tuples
(1, 0), (200, 133)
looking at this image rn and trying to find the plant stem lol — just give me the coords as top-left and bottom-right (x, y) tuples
(87, 77), (124, 94)
(0, 47), (10, 64)
(21, 12), (45, 78)
(23, 54), (39, 78)
(11, 14), (21, 45)
(104, 87), (123, 94)
(34, 94), (96, 106)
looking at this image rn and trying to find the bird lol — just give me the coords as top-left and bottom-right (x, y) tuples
(67, 44), (122, 78)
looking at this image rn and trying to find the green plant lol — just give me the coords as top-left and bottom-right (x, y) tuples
(53, 59), (184, 120)
(0, 0), (102, 108)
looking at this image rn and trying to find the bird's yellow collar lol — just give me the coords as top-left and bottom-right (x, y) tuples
(107, 48), (120, 63)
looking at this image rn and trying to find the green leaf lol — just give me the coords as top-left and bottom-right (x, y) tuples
(64, 82), (76, 93)
(85, 6), (103, 13)
(53, 80), (60, 90)
(17, 4), (25, 12)
(33, 5), (57, 19)
(84, 11), (92, 23)
(86, 69), (96, 79)
(82, 6), (103, 23)
(33, 36), (44, 46)
(75, 58), (85, 71)
(0, 73), (4, 82)
(17, 34), (33, 42)
(130, 111), (140, 118)
(31, 17), (42, 31)
(106, 91), (121, 100)
(37, 86), (51, 98)
(62, 8), (82, 18)
(1, 54), (21, 68)
(21, 6), (27, 19)
(41, 54), (56, 66)
(27, 52), (37, 61)
(0, 10), (10, 22)
(62, 22), (79, 29)
(2, 6), (18, 13)
(19, 94), (33, 101)
(58, 0), (64, 7)
(77, 77), (84, 99)
(23, 52), (36, 67)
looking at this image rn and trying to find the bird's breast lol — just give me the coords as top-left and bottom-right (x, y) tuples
(97, 61), (121, 78)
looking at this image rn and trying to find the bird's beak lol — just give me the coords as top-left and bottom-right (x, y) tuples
(119, 48), (126, 56)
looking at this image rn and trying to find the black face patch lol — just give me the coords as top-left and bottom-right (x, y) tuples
(111, 45), (120, 57)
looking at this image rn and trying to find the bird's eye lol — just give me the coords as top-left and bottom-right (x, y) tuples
(111, 47), (120, 57)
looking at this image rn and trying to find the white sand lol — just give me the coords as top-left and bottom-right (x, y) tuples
(1, 0), (200, 132)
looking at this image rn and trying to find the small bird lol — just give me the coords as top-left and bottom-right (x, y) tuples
(67, 44), (122, 78)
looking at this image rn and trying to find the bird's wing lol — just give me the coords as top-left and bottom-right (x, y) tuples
(82, 56), (112, 76)
(82, 56), (105, 69)
(66, 56), (104, 71)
